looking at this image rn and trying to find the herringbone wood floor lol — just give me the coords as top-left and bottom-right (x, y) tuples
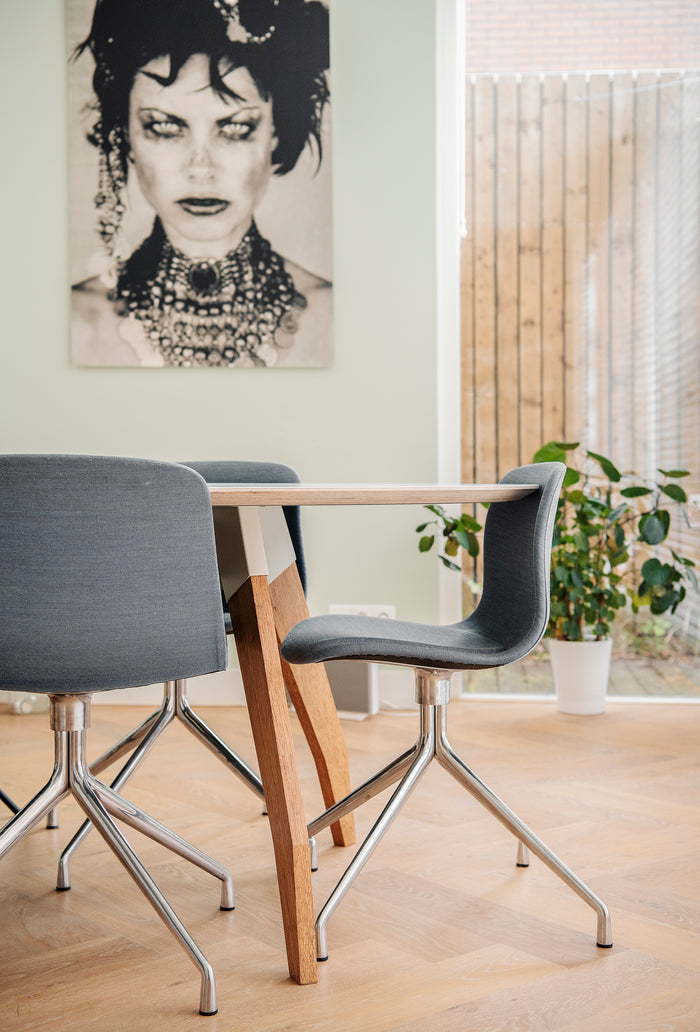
(1, 699), (699, 1031)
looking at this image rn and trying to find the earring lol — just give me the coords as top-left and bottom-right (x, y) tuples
(94, 133), (126, 255)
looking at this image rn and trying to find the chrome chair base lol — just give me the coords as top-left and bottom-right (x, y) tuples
(309, 669), (613, 961)
(56, 678), (264, 890)
(0, 695), (233, 1016)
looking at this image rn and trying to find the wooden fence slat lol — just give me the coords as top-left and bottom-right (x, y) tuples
(679, 73), (700, 490)
(518, 74), (544, 465)
(461, 76), (476, 483)
(586, 73), (613, 451)
(631, 70), (659, 477)
(472, 75), (498, 483)
(541, 74), (566, 444)
(656, 72), (684, 469)
(609, 72), (635, 470)
(495, 75), (521, 474)
(563, 73), (589, 442)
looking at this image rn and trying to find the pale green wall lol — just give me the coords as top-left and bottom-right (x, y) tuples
(0, 0), (444, 621)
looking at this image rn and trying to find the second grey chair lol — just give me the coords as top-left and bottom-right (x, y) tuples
(0, 455), (232, 1014)
(56, 460), (306, 889)
(281, 463), (613, 960)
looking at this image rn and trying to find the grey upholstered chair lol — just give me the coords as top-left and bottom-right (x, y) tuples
(282, 462), (613, 960)
(56, 460), (306, 890)
(0, 455), (233, 1015)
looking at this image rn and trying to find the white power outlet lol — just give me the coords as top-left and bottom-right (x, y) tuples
(328, 603), (397, 619)
(689, 494), (700, 528)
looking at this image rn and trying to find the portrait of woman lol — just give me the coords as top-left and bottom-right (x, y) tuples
(67, 0), (332, 368)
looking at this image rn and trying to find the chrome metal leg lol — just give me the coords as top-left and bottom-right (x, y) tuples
(57, 685), (176, 890)
(58, 677), (266, 887)
(517, 841), (530, 867)
(0, 787), (19, 814)
(86, 775), (234, 910)
(0, 733), (71, 856)
(176, 680), (265, 803)
(69, 729), (218, 1016)
(89, 686), (176, 777)
(315, 712), (436, 961)
(309, 836), (318, 872)
(435, 707), (612, 948)
(307, 746), (419, 840)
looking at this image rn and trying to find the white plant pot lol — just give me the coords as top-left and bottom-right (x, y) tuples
(548, 637), (613, 715)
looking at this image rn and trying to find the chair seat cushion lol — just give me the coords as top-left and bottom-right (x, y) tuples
(281, 613), (509, 671)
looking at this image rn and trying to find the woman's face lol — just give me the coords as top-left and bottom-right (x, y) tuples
(128, 53), (278, 258)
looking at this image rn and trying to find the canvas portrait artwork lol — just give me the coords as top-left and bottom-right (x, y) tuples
(66, 0), (333, 368)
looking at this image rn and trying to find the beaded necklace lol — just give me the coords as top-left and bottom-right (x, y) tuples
(114, 220), (307, 367)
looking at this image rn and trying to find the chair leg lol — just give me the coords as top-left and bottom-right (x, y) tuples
(176, 680), (265, 804)
(434, 706), (612, 948)
(315, 715), (436, 961)
(0, 787), (19, 814)
(69, 731), (219, 1016)
(57, 685), (176, 889)
(89, 685), (176, 778)
(0, 733), (71, 857)
(85, 774), (234, 910)
(307, 745), (419, 840)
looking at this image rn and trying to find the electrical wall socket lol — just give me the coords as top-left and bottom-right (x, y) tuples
(329, 603), (397, 619)
(689, 494), (700, 528)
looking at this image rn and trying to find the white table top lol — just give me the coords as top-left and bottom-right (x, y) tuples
(208, 483), (537, 506)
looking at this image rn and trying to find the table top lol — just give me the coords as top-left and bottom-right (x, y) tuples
(208, 483), (538, 506)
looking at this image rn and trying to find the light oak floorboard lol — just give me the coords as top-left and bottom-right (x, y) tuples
(1, 700), (699, 1031)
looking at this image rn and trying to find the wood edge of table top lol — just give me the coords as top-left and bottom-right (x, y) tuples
(208, 483), (538, 505)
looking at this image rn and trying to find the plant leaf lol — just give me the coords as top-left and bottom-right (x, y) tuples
(418, 535), (435, 552)
(639, 512), (667, 545)
(641, 557), (669, 586)
(608, 503), (629, 522)
(574, 530), (589, 551)
(661, 483), (688, 503)
(438, 555), (460, 571)
(620, 486), (652, 497)
(587, 451), (621, 482)
(533, 442), (575, 463)
(458, 513), (482, 532)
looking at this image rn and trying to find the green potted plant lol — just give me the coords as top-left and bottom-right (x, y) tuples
(417, 443), (697, 713)
(533, 442), (697, 712)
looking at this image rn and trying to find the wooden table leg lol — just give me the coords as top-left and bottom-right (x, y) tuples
(269, 563), (356, 848)
(227, 574), (317, 985)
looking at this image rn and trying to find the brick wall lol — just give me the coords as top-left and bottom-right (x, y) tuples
(465, 0), (700, 72)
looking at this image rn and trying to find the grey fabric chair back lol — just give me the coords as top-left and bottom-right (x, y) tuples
(181, 460), (307, 593)
(0, 455), (227, 693)
(467, 462), (564, 664)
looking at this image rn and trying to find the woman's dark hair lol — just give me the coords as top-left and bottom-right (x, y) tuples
(77, 0), (329, 180)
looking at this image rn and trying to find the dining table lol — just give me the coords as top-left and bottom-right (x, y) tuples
(207, 481), (538, 985)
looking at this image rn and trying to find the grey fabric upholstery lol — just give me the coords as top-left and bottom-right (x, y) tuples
(281, 463), (564, 671)
(181, 460), (307, 593)
(0, 455), (227, 693)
